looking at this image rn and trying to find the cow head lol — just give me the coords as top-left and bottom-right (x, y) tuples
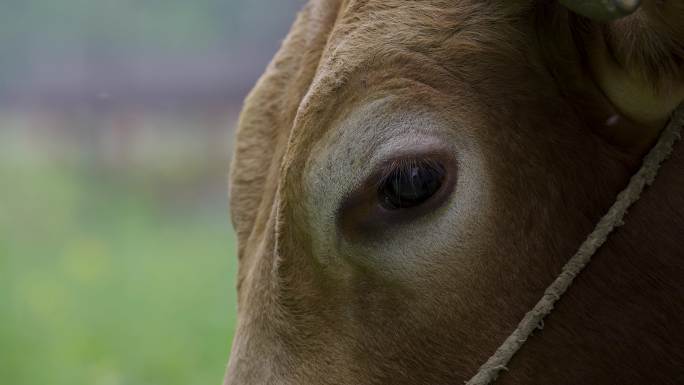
(224, 1), (683, 384)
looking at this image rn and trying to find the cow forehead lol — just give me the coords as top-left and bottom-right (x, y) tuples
(301, 0), (527, 111)
(281, 0), (531, 190)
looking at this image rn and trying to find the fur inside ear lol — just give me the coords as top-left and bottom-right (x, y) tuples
(576, 1), (684, 128)
(559, 0), (641, 21)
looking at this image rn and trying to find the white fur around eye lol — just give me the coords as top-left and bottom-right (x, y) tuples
(302, 97), (492, 281)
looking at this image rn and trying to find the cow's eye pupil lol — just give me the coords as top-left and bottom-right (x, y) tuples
(379, 161), (446, 210)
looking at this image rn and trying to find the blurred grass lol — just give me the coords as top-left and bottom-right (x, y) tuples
(0, 151), (237, 385)
(0, 0), (302, 383)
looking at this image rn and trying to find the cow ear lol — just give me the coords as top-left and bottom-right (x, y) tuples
(559, 0), (640, 21)
(562, 0), (684, 130)
(229, 1), (340, 257)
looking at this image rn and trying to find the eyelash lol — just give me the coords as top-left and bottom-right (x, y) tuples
(376, 158), (444, 188)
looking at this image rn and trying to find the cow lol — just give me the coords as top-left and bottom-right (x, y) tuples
(224, 1), (683, 384)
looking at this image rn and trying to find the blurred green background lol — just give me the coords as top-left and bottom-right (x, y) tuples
(0, 1), (302, 384)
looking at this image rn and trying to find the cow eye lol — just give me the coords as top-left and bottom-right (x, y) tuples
(378, 160), (446, 210)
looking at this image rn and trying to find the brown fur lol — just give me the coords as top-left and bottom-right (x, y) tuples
(225, 1), (684, 384)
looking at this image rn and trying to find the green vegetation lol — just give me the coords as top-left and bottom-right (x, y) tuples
(0, 156), (237, 385)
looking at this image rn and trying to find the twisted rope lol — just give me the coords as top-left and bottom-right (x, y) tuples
(466, 105), (684, 385)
